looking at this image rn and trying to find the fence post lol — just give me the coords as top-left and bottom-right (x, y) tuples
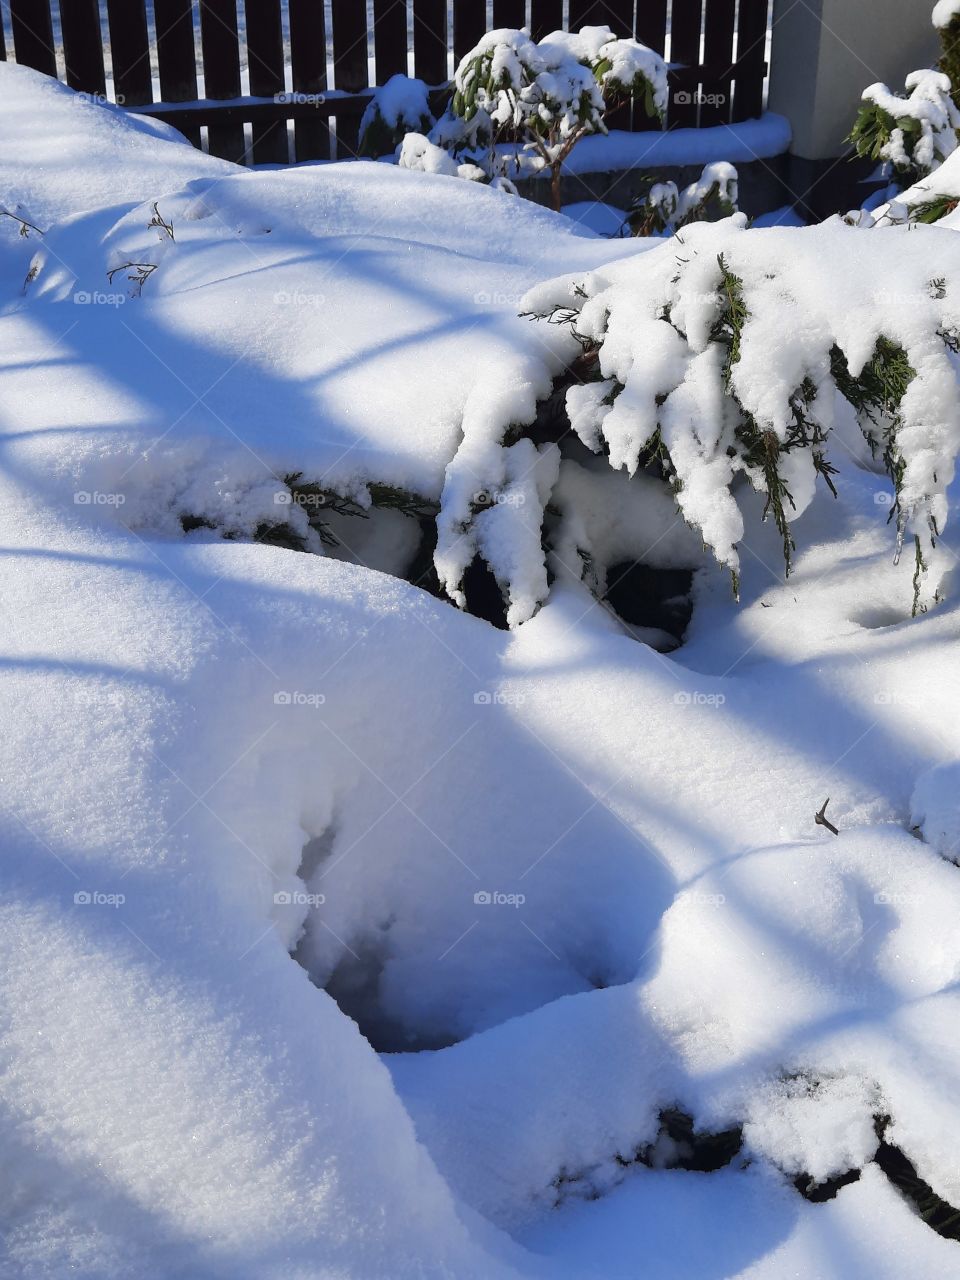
(767, 0), (939, 217)
(10, 0), (57, 78)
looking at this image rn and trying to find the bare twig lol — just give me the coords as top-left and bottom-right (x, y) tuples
(815, 798), (840, 836)
(107, 262), (159, 296)
(0, 207), (45, 238)
(148, 202), (175, 242)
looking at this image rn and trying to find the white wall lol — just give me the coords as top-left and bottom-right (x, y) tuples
(768, 0), (940, 160)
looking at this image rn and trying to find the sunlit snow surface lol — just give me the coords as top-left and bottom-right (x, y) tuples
(1, 62), (960, 1280)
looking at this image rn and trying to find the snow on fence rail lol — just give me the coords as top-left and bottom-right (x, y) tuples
(0, 0), (771, 164)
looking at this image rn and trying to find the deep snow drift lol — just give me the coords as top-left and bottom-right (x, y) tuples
(1, 63), (960, 1279)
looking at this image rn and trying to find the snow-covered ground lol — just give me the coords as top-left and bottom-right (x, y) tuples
(1, 62), (960, 1280)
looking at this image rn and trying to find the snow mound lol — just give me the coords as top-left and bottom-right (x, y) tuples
(2, 72), (960, 1279)
(0, 62), (233, 228)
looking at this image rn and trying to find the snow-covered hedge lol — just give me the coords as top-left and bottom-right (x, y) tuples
(435, 216), (960, 624)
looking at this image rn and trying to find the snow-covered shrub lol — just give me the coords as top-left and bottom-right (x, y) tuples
(358, 74), (434, 159)
(849, 70), (960, 182)
(435, 217), (960, 624)
(626, 162), (738, 237)
(412, 26), (667, 209)
(849, 3), (960, 189)
(934, 0), (960, 109)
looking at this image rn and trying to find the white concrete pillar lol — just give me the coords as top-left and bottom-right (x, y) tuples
(768, 0), (940, 161)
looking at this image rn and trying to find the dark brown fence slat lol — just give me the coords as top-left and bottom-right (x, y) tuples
(701, 0), (735, 125)
(245, 0), (287, 162)
(59, 0), (106, 94)
(331, 0), (368, 90)
(492, 0), (524, 26)
(331, 0), (369, 155)
(529, 0), (563, 40)
(289, 0), (328, 160)
(412, 0), (445, 85)
(452, 0), (484, 64)
(106, 0), (151, 105)
(199, 0), (245, 160)
(154, 0), (199, 147)
(373, 0), (407, 83)
(10, 0), (57, 77)
(0, 13), (6, 60)
(635, 0), (668, 53)
(732, 0), (767, 121)
(568, 1), (631, 34)
(668, 0), (703, 127)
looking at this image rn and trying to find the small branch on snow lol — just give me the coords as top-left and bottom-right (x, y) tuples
(148, 202), (175, 243)
(107, 262), (159, 296)
(815, 798), (840, 836)
(0, 207), (45, 238)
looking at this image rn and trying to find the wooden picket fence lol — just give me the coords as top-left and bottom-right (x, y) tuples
(0, 1), (771, 164)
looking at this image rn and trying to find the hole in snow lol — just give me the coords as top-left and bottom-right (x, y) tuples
(289, 830), (460, 1053)
(603, 562), (693, 650)
(460, 555), (509, 630)
(853, 604), (912, 630)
